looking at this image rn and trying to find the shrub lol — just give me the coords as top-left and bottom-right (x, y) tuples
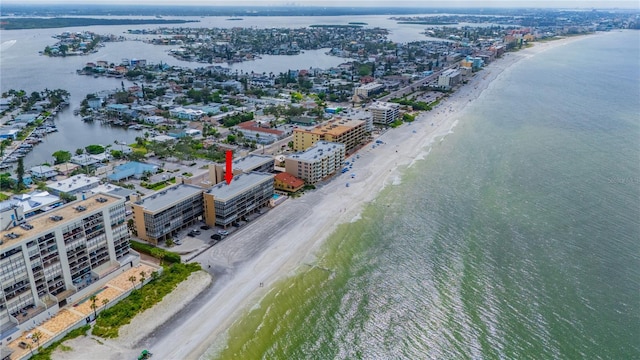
(130, 240), (181, 264)
(92, 263), (201, 338)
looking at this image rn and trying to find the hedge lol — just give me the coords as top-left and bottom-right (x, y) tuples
(130, 240), (181, 264)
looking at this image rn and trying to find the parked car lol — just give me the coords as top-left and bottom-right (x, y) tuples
(200, 225), (210, 230)
(218, 230), (229, 236)
(211, 234), (222, 240)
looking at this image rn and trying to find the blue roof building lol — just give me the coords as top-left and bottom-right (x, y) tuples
(108, 161), (158, 182)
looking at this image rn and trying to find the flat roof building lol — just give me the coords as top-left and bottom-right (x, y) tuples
(285, 141), (345, 184)
(131, 184), (204, 245)
(210, 154), (275, 185)
(293, 118), (366, 153)
(438, 68), (462, 88)
(368, 102), (401, 125)
(354, 82), (385, 98)
(47, 174), (101, 196)
(0, 194), (136, 344)
(203, 172), (274, 228)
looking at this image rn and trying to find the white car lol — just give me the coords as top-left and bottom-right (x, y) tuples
(218, 230), (229, 236)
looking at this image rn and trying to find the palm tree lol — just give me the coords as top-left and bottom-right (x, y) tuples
(139, 271), (146, 289)
(101, 298), (109, 309)
(89, 295), (98, 319)
(32, 331), (42, 349)
(128, 275), (137, 289)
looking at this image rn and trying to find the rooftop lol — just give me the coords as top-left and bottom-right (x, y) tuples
(368, 102), (401, 111)
(206, 172), (274, 202)
(134, 184), (203, 213)
(233, 154), (274, 172)
(288, 141), (345, 162)
(1, 193), (123, 249)
(296, 118), (365, 137)
(0, 190), (61, 214)
(47, 174), (100, 194)
(274, 172), (304, 188)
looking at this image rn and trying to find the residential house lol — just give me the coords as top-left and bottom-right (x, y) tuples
(274, 172), (304, 193)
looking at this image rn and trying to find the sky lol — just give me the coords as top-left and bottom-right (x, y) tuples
(2, 0), (639, 8)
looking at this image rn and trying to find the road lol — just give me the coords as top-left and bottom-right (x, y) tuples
(378, 66), (453, 102)
(139, 193), (318, 359)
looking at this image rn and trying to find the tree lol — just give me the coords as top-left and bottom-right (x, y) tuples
(89, 295), (98, 320)
(75, 148), (84, 156)
(52, 150), (72, 164)
(59, 192), (77, 203)
(16, 158), (25, 191)
(139, 271), (146, 289)
(128, 275), (137, 289)
(102, 298), (109, 309)
(32, 331), (42, 348)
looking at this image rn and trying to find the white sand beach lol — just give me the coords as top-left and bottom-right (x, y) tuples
(51, 35), (594, 360)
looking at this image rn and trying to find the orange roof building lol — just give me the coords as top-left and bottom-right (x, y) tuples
(274, 172), (305, 193)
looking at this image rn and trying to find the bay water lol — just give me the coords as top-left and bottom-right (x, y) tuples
(211, 31), (640, 359)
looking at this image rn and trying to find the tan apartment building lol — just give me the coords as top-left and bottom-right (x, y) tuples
(285, 141), (345, 184)
(131, 184), (204, 245)
(203, 172), (274, 228)
(1, 194), (137, 345)
(293, 118), (366, 153)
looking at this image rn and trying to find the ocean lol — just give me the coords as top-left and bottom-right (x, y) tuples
(209, 31), (640, 359)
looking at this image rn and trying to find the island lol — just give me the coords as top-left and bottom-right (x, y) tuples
(0, 17), (198, 30)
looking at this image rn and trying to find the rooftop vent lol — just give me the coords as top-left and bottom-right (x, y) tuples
(50, 215), (63, 221)
(96, 197), (107, 203)
(20, 223), (33, 230)
(75, 206), (86, 212)
(4, 232), (20, 239)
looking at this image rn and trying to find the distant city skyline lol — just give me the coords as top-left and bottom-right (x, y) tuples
(2, 0), (639, 9)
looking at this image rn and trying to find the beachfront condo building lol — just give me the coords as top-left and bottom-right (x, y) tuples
(438, 68), (462, 88)
(209, 154), (274, 186)
(131, 184), (204, 245)
(285, 141), (346, 184)
(369, 102), (401, 125)
(0, 194), (137, 345)
(293, 118), (366, 153)
(203, 172), (275, 228)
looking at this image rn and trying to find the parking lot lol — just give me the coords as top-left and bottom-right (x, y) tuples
(159, 206), (271, 261)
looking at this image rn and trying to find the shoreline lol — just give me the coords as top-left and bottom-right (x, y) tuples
(50, 34), (595, 360)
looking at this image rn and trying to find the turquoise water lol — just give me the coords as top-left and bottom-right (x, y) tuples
(212, 31), (640, 359)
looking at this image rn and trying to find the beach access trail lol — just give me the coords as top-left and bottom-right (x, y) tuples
(51, 35), (591, 360)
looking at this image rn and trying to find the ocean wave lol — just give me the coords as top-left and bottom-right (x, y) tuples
(0, 39), (17, 52)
